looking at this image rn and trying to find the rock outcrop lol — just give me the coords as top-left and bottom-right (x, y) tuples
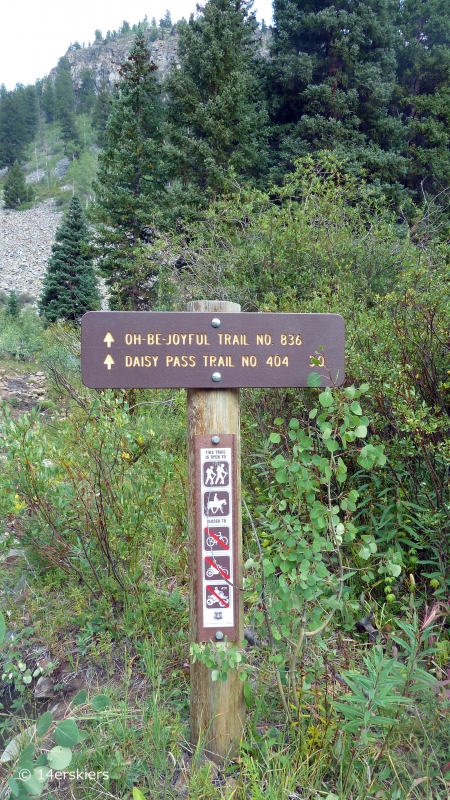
(52, 31), (179, 93)
(52, 28), (270, 94)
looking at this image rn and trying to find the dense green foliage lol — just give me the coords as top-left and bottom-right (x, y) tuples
(164, 0), (269, 215)
(90, 33), (166, 309)
(38, 195), (100, 323)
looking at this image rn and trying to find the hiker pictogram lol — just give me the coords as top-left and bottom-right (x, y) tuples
(204, 526), (229, 550)
(204, 491), (229, 516)
(205, 584), (230, 608)
(204, 555), (230, 581)
(203, 461), (230, 487)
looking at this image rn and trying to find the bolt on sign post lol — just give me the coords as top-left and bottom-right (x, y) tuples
(81, 302), (345, 762)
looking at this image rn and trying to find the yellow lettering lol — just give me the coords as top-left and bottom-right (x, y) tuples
(173, 356), (181, 366)
(259, 334), (271, 345)
(166, 356), (173, 366)
(167, 334), (172, 345)
(125, 333), (133, 345)
(189, 333), (195, 344)
(241, 334), (250, 345)
(218, 333), (224, 345)
(181, 334), (187, 345)
(203, 355), (209, 366)
(217, 356), (225, 367)
(226, 355), (235, 367)
(242, 355), (249, 366)
(210, 355), (217, 366)
(133, 356), (141, 367)
(256, 334), (264, 345)
(232, 334), (240, 345)
(156, 333), (161, 345)
(196, 334), (203, 345)
(173, 334), (180, 345)
(182, 355), (188, 366)
(189, 355), (196, 366)
(133, 334), (141, 345)
(147, 334), (154, 345)
(144, 355), (151, 366)
(152, 356), (158, 366)
(126, 355), (132, 366)
(225, 333), (231, 345)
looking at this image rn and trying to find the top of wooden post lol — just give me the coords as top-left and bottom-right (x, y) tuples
(187, 300), (241, 313)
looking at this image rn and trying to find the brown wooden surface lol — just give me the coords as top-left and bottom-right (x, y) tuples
(187, 300), (245, 763)
(81, 310), (345, 388)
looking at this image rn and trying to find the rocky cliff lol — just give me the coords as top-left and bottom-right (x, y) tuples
(58, 31), (179, 93)
(52, 28), (270, 94)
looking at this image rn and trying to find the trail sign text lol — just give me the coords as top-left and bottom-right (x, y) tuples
(81, 311), (345, 389)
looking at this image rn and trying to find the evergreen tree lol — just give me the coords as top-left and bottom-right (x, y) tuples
(6, 291), (19, 317)
(41, 78), (56, 123)
(267, 0), (405, 183)
(164, 0), (269, 215)
(39, 195), (100, 324)
(3, 161), (30, 208)
(91, 33), (166, 309)
(77, 68), (96, 115)
(53, 58), (78, 143)
(92, 82), (112, 146)
(0, 90), (28, 166)
(395, 0), (450, 192)
(160, 10), (172, 28)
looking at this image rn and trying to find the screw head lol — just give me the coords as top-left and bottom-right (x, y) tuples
(211, 436), (220, 445)
(211, 318), (221, 328)
(215, 631), (224, 641)
(212, 372), (222, 382)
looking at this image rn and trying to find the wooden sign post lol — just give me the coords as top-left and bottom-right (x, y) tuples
(81, 303), (345, 762)
(187, 300), (244, 762)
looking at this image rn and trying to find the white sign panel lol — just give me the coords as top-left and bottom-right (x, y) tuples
(200, 446), (234, 629)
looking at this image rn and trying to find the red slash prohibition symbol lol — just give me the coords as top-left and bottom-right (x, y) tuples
(206, 586), (229, 607)
(204, 527), (229, 549)
(204, 557), (229, 580)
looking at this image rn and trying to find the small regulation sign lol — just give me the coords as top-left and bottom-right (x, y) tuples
(195, 434), (238, 642)
(81, 311), (345, 389)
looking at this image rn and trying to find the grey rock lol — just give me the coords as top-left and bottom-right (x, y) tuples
(34, 675), (55, 698)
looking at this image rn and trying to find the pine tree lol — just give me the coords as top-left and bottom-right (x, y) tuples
(77, 69), (96, 115)
(92, 82), (112, 146)
(164, 0), (269, 215)
(41, 78), (57, 123)
(267, 0), (405, 183)
(3, 161), (29, 208)
(91, 33), (166, 309)
(39, 195), (100, 324)
(395, 0), (450, 193)
(6, 290), (19, 317)
(54, 58), (79, 147)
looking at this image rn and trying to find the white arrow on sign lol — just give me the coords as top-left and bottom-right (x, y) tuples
(104, 354), (115, 370)
(103, 332), (114, 347)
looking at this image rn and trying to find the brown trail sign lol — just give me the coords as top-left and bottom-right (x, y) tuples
(81, 310), (345, 388)
(81, 301), (345, 763)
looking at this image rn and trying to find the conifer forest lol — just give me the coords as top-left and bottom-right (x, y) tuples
(0, 2), (450, 799)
